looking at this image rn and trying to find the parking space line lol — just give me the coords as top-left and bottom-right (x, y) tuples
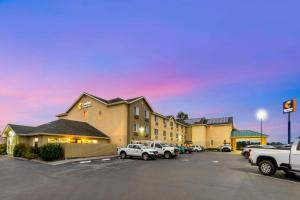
(248, 172), (300, 185)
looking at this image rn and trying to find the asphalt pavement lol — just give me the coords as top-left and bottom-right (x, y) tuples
(0, 152), (299, 200)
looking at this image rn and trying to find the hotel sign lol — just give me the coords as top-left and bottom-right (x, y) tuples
(78, 101), (92, 110)
(283, 99), (296, 113)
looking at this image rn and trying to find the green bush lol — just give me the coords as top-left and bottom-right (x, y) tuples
(13, 143), (27, 157)
(39, 143), (63, 161)
(13, 144), (37, 159)
(0, 143), (7, 155)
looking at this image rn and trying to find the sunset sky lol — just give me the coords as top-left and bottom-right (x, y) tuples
(0, 0), (299, 142)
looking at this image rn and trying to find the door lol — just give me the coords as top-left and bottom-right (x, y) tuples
(290, 141), (300, 170)
(7, 135), (18, 155)
(132, 145), (142, 156)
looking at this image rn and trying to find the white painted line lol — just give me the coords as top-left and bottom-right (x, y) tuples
(102, 158), (111, 161)
(249, 172), (300, 185)
(181, 159), (189, 162)
(212, 161), (219, 163)
(79, 160), (91, 164)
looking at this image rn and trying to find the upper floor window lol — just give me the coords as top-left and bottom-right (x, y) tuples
(154, 129), (159, 136)
(145, 125), (150, 134)
(145, 110), (150, 119)
(170, 132), (173, 137)
(170, 122), (173, 126)
(176, 133), (178, 139)
(133, 124), (139, 132)
(163, 131), (166, 137)
(155, 115), (158, 122)
(134, 106), (139, 116)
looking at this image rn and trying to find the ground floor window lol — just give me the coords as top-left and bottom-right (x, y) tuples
(48, 137), (98, 144)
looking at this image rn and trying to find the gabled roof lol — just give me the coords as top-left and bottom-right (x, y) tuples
(231, 130), (268, 138)
(185, 117), (233, 126)
(5, 119), (109, 139)
(7, 124), (35, 134)
(58, 92), (153, 117)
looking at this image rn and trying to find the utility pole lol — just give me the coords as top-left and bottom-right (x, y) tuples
(288, 112), (291, 144)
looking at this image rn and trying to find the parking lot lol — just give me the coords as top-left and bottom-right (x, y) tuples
(0, 152), (299, 200)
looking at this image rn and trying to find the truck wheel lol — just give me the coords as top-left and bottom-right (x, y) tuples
(142, 153), (149, 161)
(259, 160), (276, 176)
(164, 151), (171, 159)
(120, 152), (127, 159)
(244, 152), (250, 159)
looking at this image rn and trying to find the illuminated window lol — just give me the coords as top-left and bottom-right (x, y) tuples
(145, 125), (150, 134)
(83, 111), (88, 119)
(48, 137), (58, 143)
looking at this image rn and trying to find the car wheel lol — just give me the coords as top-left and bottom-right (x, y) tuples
(258, 160), (276, 176)
(164, 151), (171, 159)
(142, 153), (149, 161)
(244, 152), (250, 159)
(120, 152), (127, 159)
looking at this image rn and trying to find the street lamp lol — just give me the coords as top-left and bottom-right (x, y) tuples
(256, 109), (268, 145)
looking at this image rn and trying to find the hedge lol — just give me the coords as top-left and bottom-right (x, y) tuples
(39, 143), (63, 161)
(13, 144), (38, 159)
(0, 144), (7, 155)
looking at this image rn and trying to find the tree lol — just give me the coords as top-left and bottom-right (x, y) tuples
(176, 112), (189, 123)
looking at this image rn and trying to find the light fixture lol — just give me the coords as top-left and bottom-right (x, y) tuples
(256, 109), (268, 121)
(139, 127), (145, 134)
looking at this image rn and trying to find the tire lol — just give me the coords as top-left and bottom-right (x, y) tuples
(142, 153), (149, 161)
(120, 151), (127, 159)
(244, 152), (250, 159)
(258, 160), (276, 176)
(164, 151), (171, 159)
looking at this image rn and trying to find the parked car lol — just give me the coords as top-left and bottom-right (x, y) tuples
(150, 142), (179, 159)
(241, 145), (276, 158)
(184, 147), (193, 154)
(118, 144), (158, 160)
(191, 145), (203, 152)
(219, 144), (232, 152)
(249, 138), (300, 176)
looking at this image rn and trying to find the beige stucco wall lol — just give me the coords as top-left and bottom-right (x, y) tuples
(127, 99), (151, 143)
(151, 114), (186, 146)
(58, 95), (128, 147)
(205, 124), (232, 148)
(62, 143), (117, 159)
(191, 125), (207, 147)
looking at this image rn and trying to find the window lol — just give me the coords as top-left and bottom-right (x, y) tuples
(145, 110), (150, 119)
(154, 129), (159, 136)
(128, 144), (134, 148)
(170, 122), (173, 126)
(83, 111), (88, 119)
(155, 143), (162, 148)
(170, 132), (173, 137)
(176, 134), (178, 139)
(211, 140), (214, 146)
(297, 142), (300, 151)
(155, 115), (158, 122)
(145, 125), (150, 134)
(163, 131), (166, 137)
(134, 106), (139, 116)
(133, 124), (139, 132)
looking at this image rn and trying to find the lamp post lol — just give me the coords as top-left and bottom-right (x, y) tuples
(256, 109), (268, 145)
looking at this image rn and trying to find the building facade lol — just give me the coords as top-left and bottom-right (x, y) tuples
(1, 92), (267, 154)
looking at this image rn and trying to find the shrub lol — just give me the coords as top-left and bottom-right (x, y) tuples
(0, 143), (7, 155)
(39, 143), (63, 161)
(13, 143), (27, 157)
(13, 144), (37, 159)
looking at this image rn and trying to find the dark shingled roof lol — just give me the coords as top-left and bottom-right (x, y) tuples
(185, 117), (233, 125)
(8, 124), (35, 134)
(9, 119), (109, 138)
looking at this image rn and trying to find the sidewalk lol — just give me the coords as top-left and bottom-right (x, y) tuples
(7, 155), (120, 166)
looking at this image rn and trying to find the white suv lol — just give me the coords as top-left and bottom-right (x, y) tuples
(150, 142), (179, 159)
(118, 144), (158, 160)
(191, 145), (203, 152)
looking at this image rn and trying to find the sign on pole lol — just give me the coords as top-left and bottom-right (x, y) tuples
(283, 99), (296, 113)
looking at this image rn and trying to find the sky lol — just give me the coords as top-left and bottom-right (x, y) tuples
(0, 0), (300, 143)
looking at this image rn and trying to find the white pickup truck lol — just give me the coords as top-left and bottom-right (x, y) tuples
(118, 144), (158, 160)
(249, 138), (300, 176)
(149, 142), (179, 159)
